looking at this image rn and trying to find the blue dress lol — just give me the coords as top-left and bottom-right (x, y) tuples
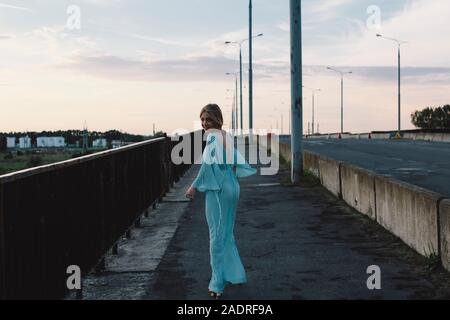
(191, 132), (257, 294)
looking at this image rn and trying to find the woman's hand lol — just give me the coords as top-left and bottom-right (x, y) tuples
(185, 186), (196, 200)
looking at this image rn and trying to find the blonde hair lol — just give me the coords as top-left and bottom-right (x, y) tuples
(200, 104), (223, 129)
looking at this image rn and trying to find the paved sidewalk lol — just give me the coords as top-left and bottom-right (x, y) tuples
(144, 164), (450, 300)
(80, 162), (450, 300)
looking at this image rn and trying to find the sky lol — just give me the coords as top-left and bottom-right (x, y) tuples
(0, 0), (449, 135)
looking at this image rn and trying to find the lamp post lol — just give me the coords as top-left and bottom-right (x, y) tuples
(327, 67), (352, 134)
(303, 86), (321, 135)
(273, 107), (283, 135)
(290, 0), (302, 182)
(226, 91), (235, 135)
(226, 72), (240, 135)
(249, 0), (254, 138)
(376, 34), (406, 134)
(225, 33), (263, 136)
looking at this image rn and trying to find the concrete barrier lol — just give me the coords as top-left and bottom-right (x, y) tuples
(318, 156), (341, 197)
(423, 133), (435, 142)
(371, 133), (390, 140)
(341, 164), (376, 220)
(303, 151), (320, 178)
(442, 134), (450, 143)
(279, 142), (291, 164)
(439, 199), (450, 272)
(375, 176), (441, 257)
(403, 132), (416, 141)
(359, 133), (370, 139)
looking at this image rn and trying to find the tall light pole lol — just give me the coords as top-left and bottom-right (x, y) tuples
(290, 0), (302, 182)
(273, 108), (283, 135)
(225, 33), (263, 136)
(226, 72), (239, 135)
(377, 34), (406, 134)
(327, 67), (352, 134)
(226, 90), (235, 135)
(303, 86), (321, 135)
(249, 0), (253, 138)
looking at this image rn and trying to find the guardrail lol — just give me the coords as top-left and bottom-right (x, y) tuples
(0, 132), (196, 299)
(304, 130), (450, 142)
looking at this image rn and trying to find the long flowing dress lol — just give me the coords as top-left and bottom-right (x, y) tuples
(191, 131), (257, 294)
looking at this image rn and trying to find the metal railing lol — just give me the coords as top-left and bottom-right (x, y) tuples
(0, 132), (196, 299)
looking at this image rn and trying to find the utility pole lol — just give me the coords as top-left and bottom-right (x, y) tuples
(249, 0), (254, 138)
(290, 0), (303, 182)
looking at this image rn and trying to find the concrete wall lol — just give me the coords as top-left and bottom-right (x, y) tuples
(341, 164), (376, 220)
(303, 151), (320, 178)
(279, 142), (291, 164)
(375, 176), (440, 257)
(318, 156), (341, 197)
(371, 133), (390, 140)
(304, 132), (450, 143)
(359, 133), (371, 139)
(263, 134), (450, 265)
(403, 133), (417, 141)
(442, 134), (450, 143)
(440, 200), (450, 272)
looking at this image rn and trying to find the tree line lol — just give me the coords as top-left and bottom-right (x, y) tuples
(411, 105), (450, 129)
(0, 129), (166, 151)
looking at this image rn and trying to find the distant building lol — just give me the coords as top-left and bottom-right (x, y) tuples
(111, 140), (134, 149)
(19, 136), (31, 149)
(7, 137), (16, 149)
(37, 137), (66, 148)
(93, 138), (107, 148)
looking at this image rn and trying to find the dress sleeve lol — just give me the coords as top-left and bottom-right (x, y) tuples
(235, 162), (257, 178)
(191, 162), (224, 192)
(234, 149), (257, 178)
(191, 134), (225, 192)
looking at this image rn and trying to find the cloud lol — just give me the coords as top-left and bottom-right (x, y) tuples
(306, 0), (356, 14)
(0, 3), (31, 11)
(52, 49), (450, 86)
(323, 66), (450, 85)
(56, 54), (238, 82)
(79, 0), (121, 7)
(254, 62), (450, 85)
(330, 0), (450, 67)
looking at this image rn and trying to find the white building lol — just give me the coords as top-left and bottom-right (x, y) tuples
(37, 137), (66, 148)
(19, 136), (32, 149)
(93, 138), (107, 148)
(6, 137), (16, 149)
(112, 140), (134, 149)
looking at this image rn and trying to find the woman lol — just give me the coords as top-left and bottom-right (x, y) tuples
(185, 104), (256, 299)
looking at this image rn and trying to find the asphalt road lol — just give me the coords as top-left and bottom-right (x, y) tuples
(301, 139), (450, 197)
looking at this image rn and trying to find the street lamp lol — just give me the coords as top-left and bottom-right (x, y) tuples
(226, 72), (239, 135)
(327, 66), (352, 134)
(303, 86), (321, 135)
(225, 91), (235, 135)
(376, 34), (406, 134)
(273, 107), (284, 135)
(225, 33), (263, 136)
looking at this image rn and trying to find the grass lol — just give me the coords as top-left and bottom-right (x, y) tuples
(0, 150), (75, 175)
(275, 149), (320, 188)
(426, 247), (441, 271)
